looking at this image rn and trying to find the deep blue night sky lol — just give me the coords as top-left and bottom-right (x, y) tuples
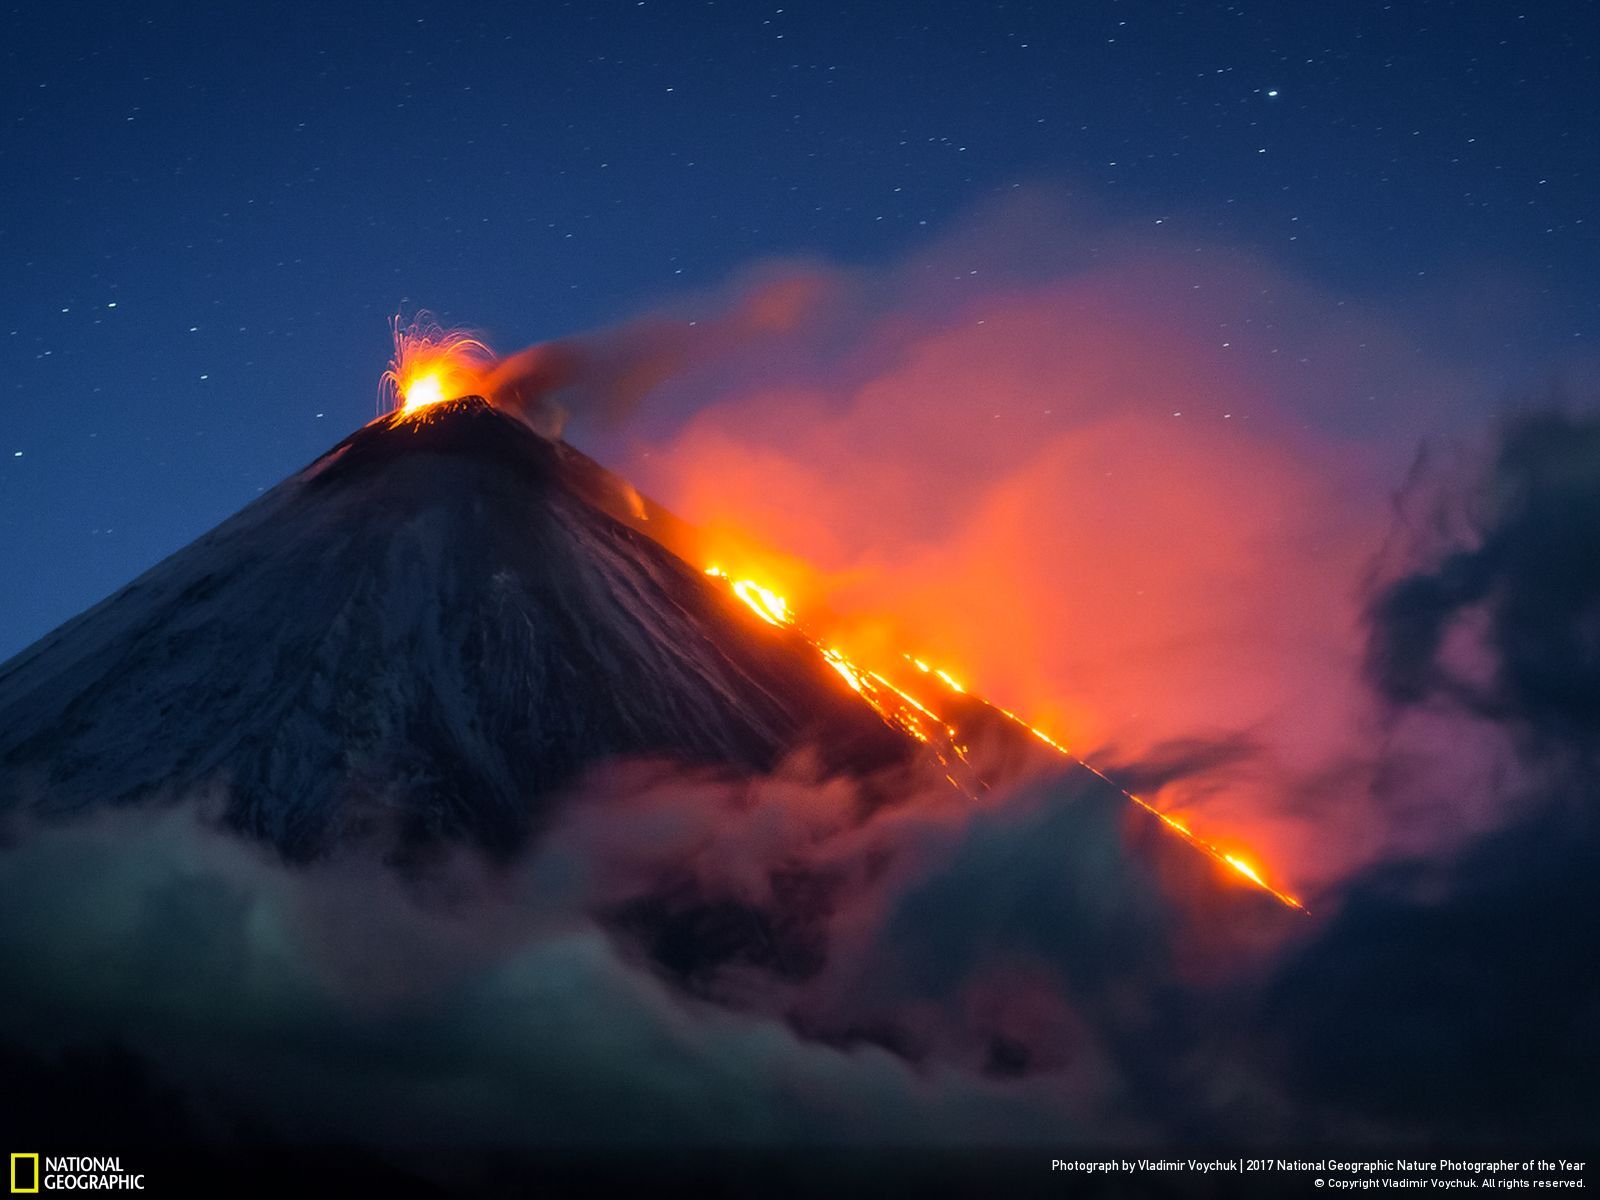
(3, 0), (1596, 660)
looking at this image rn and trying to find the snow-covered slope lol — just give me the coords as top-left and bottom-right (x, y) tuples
(0, 398), (908, 858)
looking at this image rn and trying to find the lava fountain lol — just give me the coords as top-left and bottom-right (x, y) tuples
(379, 314), (496, 416)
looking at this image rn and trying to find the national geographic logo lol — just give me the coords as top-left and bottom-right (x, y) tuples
(9, 1156), (144, 1191)
(7, 1156), (36, 1195)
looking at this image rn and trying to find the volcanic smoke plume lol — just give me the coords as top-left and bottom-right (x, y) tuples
(0, 212), (1595, 1160)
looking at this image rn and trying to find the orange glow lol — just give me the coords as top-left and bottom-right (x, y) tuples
(705, 563), (1305, 911)
(380, 315), (495, 416)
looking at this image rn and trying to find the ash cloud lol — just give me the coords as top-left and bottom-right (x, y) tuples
(483, 270), (840, 441)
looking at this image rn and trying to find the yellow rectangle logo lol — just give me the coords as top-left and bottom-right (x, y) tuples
(9, 1154), (39, 1194)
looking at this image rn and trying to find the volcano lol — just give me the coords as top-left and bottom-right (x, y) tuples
(0, 393), (1302, 930)
(0, 398), (911, 859)
(0, 390), (1308, 1142)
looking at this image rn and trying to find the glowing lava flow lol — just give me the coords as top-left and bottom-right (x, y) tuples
(380, 315), (495, 417)
(707, 568), (984, 796)
(705, 566), (1305, 911)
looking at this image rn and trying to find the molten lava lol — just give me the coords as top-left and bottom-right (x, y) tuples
(705, 565), (1305, 911)
(380, 315), (495, 417)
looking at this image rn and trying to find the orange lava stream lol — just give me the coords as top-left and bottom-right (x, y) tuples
(705, 565), (1305, 911)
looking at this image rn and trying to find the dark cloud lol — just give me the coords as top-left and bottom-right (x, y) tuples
(1366, 410), (1600, 758)
(0, 724), (1329, 1164)
(1263, 407), (1600, 1142)
(1263, 811), (1599, 1143)
(0, 805), (1086, 1153)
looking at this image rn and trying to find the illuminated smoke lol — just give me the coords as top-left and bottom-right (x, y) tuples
(598, 204), (1499, 894)
(374, 202), (1507, 899)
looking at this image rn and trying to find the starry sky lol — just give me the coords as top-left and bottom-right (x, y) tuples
(2, 0), (1596, 661)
